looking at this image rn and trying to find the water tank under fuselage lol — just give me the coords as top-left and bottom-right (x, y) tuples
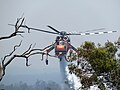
(55, 40), (67, 56)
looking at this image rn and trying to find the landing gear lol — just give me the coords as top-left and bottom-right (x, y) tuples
(46, 59), (48, 65)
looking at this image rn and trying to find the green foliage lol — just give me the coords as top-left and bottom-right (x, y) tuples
(68, 39), (120, 89)
(78, 41), (117, 75)
(82, 41), (95, 50)
(78, 41), (95, 58)
(68, 63), (111, 89)
(98, 82), (106, 90)
(110, 67), (120, 89)
(89, 74), (98, 82)
(68, 64), (77, 74)
(81, 76), (92, 89)
(69, 53), (77, 61)
(105, 41), (117, 58)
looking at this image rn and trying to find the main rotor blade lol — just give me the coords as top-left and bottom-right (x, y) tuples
(26, 26), (59, 34)
(80, 28), (106, 33)
(66, 28), (106, 35)
(67, 30), (117, 35)
(9, 24), (59, 35)
(47, 25), (60, 33)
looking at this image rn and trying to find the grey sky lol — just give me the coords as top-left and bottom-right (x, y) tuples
(0, 0), (120, 84)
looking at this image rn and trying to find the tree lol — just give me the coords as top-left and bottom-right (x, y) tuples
(105, 40), (117, 58)
(0, 80), (62, 90)
(69, 40), (120, 89)
(0, 17), (54, 81)
(0, 83), (5, 90)
(35, 80), (47, 90)
(77, 41), (117, 75)
(46, 81), (61, 90)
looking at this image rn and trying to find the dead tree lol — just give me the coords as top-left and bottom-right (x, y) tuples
(0, 17), (56, 81)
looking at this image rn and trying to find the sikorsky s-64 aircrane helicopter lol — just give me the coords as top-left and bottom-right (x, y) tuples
(9, 23), (117, 65)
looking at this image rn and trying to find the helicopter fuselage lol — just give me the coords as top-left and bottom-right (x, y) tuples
(55, 35), (70, 56)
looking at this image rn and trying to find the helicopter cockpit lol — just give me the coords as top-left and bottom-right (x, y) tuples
(56, 36), (70, 42)
(55, 36), (69, 56)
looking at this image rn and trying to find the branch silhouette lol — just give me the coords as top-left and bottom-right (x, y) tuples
(0, 17), (26, 40)
(0, 41), (55, 81)
(0, 17), (56, 81)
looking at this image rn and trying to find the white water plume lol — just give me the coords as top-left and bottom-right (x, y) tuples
(59, 56), (102, 90)
(59, 55), (80, 90)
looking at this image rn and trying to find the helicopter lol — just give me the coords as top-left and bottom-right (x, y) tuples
(9, 23), (117, 65)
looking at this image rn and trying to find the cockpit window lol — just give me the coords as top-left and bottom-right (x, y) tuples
(56, 36), (60, 40)
(59, 41), (64, 45)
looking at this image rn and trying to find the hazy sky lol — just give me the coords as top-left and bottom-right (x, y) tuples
(0, 0), (120, 84)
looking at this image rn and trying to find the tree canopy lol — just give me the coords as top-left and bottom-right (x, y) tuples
(68, 38), (120, 89)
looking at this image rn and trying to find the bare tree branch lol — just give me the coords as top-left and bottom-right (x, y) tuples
(2, 40), (22, 63)
(0, 17), (57, 81)
(0, 18), (25, 40)
(0, 42), (56, 81)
